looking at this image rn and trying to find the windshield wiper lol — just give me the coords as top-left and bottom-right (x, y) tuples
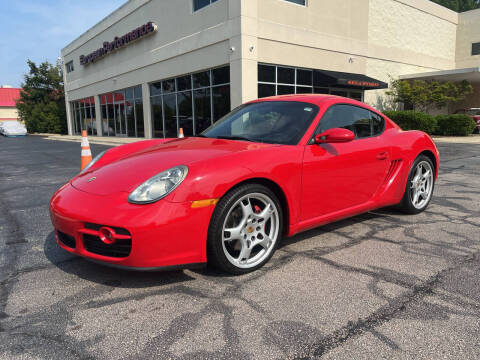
(214, 135), (255, 142)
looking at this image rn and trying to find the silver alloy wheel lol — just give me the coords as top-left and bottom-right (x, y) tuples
(221, 193), (280, 269)
(410, 160), (434, 209)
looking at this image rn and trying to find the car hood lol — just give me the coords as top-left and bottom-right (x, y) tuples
(71, 137), (274, 196)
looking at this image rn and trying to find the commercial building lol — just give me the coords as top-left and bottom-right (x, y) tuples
(0, 86), (21, 123)
(61, 0), (480, 138)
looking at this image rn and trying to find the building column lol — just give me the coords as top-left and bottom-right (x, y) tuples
(62, 57), (74, 136)
(229, 0), (258, 109)
(94, 94), (102, 136)
(142, 82), (152, 139)
(65, 93), (73, 135)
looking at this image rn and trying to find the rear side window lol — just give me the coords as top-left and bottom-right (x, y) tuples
(371, 112), (385, 136)
(316, 104), (385, 139)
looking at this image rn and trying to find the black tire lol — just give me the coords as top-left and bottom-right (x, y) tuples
(398, 155), (435, 214)
(207, 183), (283, 275)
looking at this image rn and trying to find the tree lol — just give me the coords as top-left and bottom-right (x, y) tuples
(430, 0), (480, 12)
(387, 79), (473, 113)
(16, 60), (67, 134)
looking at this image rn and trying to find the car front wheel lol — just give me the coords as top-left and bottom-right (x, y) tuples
(207, 184), (283, 275)
(399, 155), (435, 214)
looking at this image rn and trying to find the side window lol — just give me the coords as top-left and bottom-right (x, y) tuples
(370, 112), (385, 136)
(317, 104), (372, 139)
(66, 61), (74, 73)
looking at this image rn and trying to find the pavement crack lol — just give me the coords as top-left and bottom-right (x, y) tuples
(310, 251), (480, 358)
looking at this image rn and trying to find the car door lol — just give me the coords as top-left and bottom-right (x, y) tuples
(301, 104), (390, 221)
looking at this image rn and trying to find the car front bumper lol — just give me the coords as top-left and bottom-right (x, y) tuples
(49, 183), (214, 269)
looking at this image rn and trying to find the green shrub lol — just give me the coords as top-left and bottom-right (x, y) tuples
(436, 114), (476, 136)
(383, 110), (437, 135)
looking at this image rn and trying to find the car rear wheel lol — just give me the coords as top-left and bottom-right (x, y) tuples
(207, 184), (283, 275)
(398, 155), (435, 214)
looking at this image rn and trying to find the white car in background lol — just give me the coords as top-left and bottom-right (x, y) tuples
(0, 120), (28, 137)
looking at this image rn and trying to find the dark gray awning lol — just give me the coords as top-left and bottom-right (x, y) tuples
(313, 70), (388, 90)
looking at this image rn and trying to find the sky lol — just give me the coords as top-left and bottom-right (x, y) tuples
(0, 0), (127, 88)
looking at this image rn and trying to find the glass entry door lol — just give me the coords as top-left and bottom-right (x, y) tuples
(115, 103), (127, 136)
(113, 91), (127, 137)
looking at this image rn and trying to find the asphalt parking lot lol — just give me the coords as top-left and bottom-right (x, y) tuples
(0, 135), (479, 360)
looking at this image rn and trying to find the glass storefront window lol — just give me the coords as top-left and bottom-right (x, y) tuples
(150, 82), (162, 96)
(163, 79), (176, 94)
(107, 103), (115, 135)
(135, 100), (144, 137)
(149, 65), (230, 138)
(70, 97), (96, 135)
(297, 69), (313, 86)
(151, 96), (163, 138)
(277, 67), (295, 84)
(163, 93), (177, 138)
(213, 85), (230, 121)
(212, 66), (229, 85)
(258, 63), (364, 101)
(134, 86), (142, 99)
(177, 75), (192, 92)
(296, 86), (313, 94)
(126, 96), (135, 138)
(177, 91), (193, 136)
(277, 85), (295, 95)
(193, 71), (210, 88)
(258, 83), (276, 99)
(193, 88), (211, 134)
(125, 87), (134, 99)
(258, 64), (276, 83)
(99, 84), (144, 137)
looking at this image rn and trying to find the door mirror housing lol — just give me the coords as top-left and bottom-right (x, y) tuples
(314, 128), (355, 144)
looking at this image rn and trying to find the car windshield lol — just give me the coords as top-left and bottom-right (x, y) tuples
(201, 101), (319, 145)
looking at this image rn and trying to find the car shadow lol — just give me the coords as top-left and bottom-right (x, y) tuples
(191, 208), (404, 279)
(279, 208), (399, 249)
(44, 208), (408, 283)
(44, 231), (195, 288)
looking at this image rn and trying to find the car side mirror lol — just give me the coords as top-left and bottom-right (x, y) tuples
(314, 128), (355, 144)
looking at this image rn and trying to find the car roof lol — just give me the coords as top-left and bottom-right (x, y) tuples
(249, 94), (379, 113)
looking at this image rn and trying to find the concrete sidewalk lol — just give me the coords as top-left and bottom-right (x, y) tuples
(32, 133), (146, 146)
(33, 133), (480, 146)
(432, 134), (480, 144)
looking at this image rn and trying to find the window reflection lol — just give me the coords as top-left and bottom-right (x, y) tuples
(149, 66), (230, 138)
(98, 85), (144, 137)
(70, 97), (96, 135)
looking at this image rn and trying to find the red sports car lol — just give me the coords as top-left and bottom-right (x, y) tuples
(50, 95), (439, 274)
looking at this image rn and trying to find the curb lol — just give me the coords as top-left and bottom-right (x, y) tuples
(32, 133), (145, 146)
(432, 135), (480, 144)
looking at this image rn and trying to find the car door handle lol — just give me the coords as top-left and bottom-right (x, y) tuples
(376, 152), (389, 160)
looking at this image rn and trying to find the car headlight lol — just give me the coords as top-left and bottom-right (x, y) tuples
(128, 165), (188, 204)
(80, 150), (107, 174)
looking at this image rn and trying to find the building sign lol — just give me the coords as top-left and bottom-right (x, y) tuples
(344, 80), (381, 88)
(80, 22), (157, 66)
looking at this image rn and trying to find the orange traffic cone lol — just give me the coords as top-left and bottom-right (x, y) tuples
(178, 128), (184, 138)
(80, 130), (93, 171)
